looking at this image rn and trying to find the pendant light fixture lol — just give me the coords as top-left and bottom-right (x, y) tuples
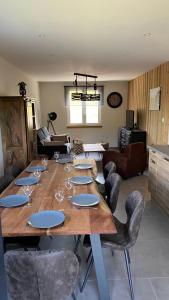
(72, 73), (100, 101)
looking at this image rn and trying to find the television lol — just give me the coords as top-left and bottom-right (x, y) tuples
(126, 110), (134, 129)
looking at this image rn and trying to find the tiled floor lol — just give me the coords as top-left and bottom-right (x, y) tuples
(40, 160), (169, 300)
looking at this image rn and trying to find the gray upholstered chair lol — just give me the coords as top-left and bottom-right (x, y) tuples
(80, 172), (121, 263)
(103, 161), (116, 180)
(5, 250), (79, 300)
(97, 161), (116, 196)
(81, 191), (144, 300)
(105, 172), (121, 211)
(74, 172), (121, 256)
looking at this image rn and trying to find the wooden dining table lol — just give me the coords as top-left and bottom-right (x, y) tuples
(0, 158), (116, 300)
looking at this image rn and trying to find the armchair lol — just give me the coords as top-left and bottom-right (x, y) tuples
(102, 142), (147, 179)
(37, 127), (71, 158)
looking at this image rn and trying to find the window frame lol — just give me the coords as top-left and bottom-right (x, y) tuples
(65, 86), (103, 127)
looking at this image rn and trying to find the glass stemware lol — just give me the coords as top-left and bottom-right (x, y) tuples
(54, 151), (60, 160)
(33, 170), (41, 183)
(54, 187), (64, 205)
(64, 178), (73, 199)
(22, 185), (33, 206)
(41, 158), (48, 168)
(71, 151), (76, 161)
(64, 163), (73, 174)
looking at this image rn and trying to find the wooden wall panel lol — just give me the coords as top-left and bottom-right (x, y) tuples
(128, 61), (169, 145)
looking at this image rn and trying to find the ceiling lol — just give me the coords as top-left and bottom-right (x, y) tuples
(0, 0), (169, 81)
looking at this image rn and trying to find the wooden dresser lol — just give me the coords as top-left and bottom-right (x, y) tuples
(0, 96), (37, 192)
(149, 145), (169, 215)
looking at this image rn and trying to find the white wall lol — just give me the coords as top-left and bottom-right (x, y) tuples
(0, 55), (40, 178)
(39, 81), (128, 147)
(0, 56), (40, 126)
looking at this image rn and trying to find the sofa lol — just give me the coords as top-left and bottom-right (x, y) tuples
(102, 142), (147, 179)
(37, 127), (70, 158)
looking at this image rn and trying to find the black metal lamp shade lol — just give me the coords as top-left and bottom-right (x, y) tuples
(48, 112), (57, 121)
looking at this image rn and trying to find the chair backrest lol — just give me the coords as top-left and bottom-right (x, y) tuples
(37, 127), (51, 142)
(125, 191), (144, 247)
(5, 250), (79, 300)
(105, 173), (121, 213)
(103, 161), (116, 180)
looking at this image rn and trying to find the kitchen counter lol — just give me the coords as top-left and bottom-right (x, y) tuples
(148, 145), (169, 215)
(148, 144), (169, 160)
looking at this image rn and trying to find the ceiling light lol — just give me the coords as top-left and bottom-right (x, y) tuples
(143, 32), (152, 37)
(38, 34), (46, 38)
(72, 73), (100, 101)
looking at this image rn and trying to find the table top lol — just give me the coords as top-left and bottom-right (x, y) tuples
(0, 159), (116, 237)
(83, 144), (105, 152)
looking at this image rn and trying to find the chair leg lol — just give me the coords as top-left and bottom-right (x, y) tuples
(124, 249), (134, 300)
(86, 248), (92, 263)
(74, 235), (81, 254)
(80, 255), (94, 293)
(72, 291), (76, 300)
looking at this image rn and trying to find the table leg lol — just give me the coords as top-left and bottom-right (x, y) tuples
(0, 222), (8, 300)
(90, 234), (110, 300)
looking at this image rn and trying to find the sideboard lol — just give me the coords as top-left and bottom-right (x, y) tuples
(148, 145), (169, 215)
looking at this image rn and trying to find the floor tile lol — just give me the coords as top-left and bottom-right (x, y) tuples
(80, 248), (126, 280)
(110, 278), (156, 300)
(138, 214), (169, 241)
(78, 278), (156, 300)
(151, 277), (169, 300)
(130, 240), (169, 278)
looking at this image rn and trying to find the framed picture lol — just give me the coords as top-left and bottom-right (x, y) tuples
(149, 87), (161, 110)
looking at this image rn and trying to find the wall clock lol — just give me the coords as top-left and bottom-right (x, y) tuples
(107, 92), (123, 108)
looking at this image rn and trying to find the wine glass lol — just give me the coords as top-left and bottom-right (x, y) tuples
(33, 170), (41, 184)
(54, 187), (64, 205)
(71, 151), (76, 161)
(54, 151), (60, 160)
(64, 178), (73, 199)
(22, 185), (33, 207)
(64, 163), (73, 174)
(41, 158), (48, 168)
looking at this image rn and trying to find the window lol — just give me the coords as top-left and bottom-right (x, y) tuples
(65, 86), (104, 126)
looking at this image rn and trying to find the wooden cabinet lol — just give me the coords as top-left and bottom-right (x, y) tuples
(0, 96), (36, 192)
(148, 149), (169, 214)
(148, 150), (158, 200)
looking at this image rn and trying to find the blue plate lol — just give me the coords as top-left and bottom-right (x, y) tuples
(57, 157), (73, 164)
(0, 194), (29, 207)
(27, 210), (65, 229)
(72, 194), (100, 207)
(70, 176), (93, 185)
(26, 165), (46, 173)
(74, 163), (93, 170)
(15, 176), (38, 186)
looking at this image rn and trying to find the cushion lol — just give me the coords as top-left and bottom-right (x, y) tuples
(42, 127), (51, 140)
(51, 135), (68, 143)
(42, 140), (65, 146)
(37, 127), (51, 142)
(5, 250), (79, 300)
